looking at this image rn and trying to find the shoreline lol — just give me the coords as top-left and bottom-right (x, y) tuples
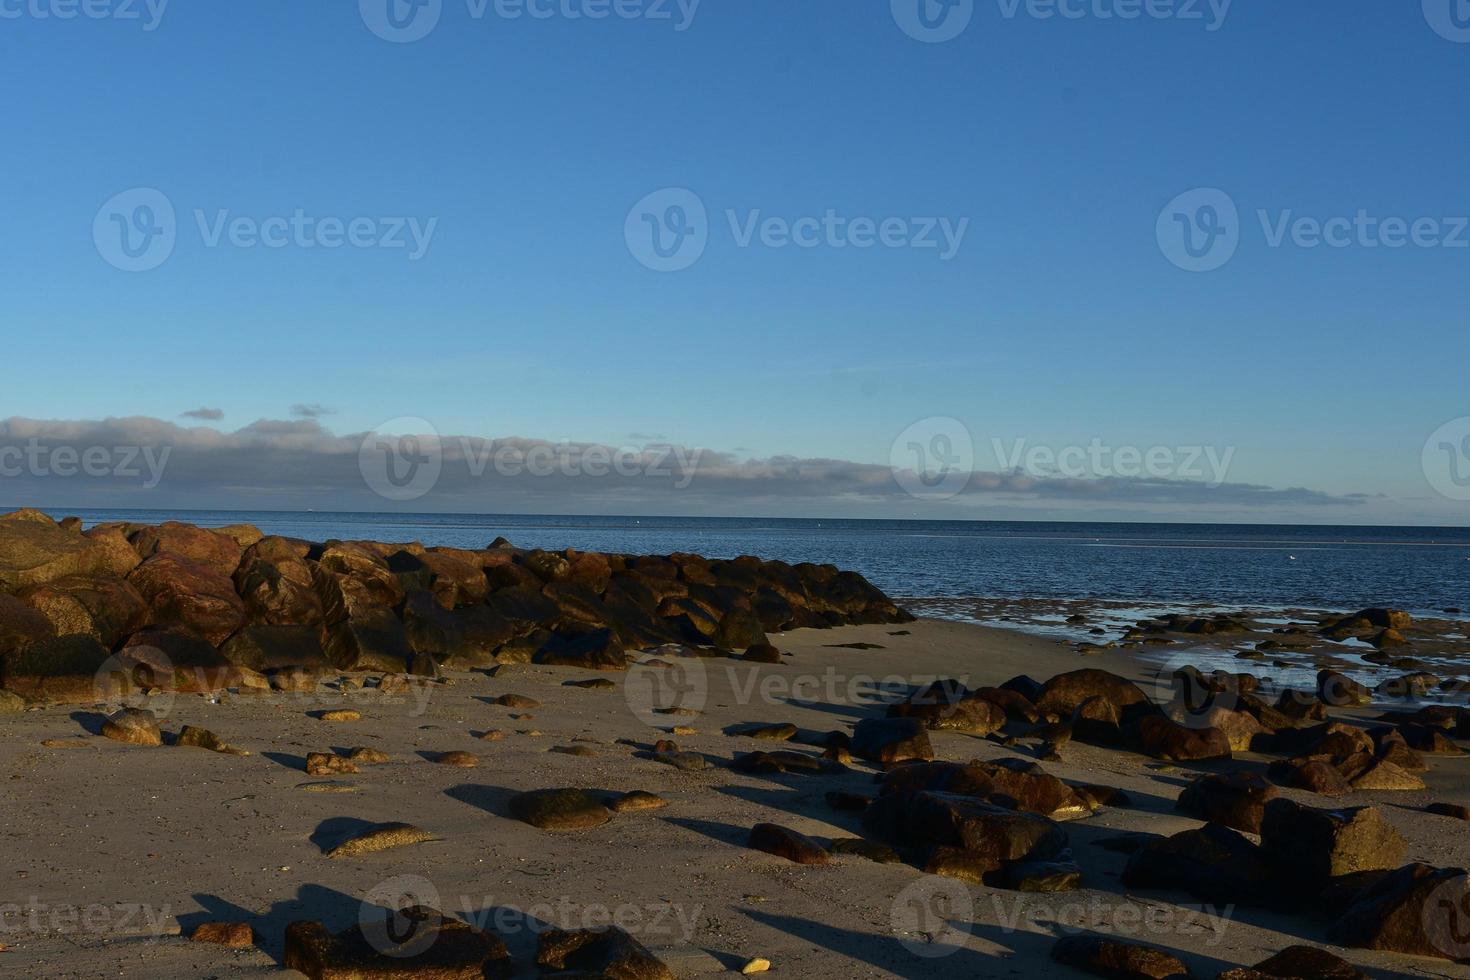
(3, 617), (1468, 977)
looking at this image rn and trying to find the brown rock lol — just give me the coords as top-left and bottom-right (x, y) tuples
(326, 821), (432, 858)
(127, 552), (246, 645)
(101, 707), (161, 746)
(285, 907), (511, 979)
(1220, 945), (1370, 979)
(306, 752), (360, 776)
(1327, 862), (1470, 962)
(130, 522), (246, 576)
(190, 921), (253, 947)
(1051, 935), (1190, 979)
(434, 750), (478, 767)
(14, 576), (144, 647)
(1131, 714), (1232, 761)
(509, 788), (611, 830)
(748, 823), (831, 865)
(1317, 670), (1372, 707)
(1261, 800), (1406, 885)
(851, 717), (933, 764)
(536, 926), (673, 980)
(1176, 772), (1278, 834)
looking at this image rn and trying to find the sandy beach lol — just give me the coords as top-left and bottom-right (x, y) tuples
(3, 617), (1468, 978)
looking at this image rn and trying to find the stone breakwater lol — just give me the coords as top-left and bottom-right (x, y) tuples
(0, 509), (912, 703)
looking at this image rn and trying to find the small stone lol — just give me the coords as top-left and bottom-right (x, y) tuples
(552, 744), (596, 757)
(190, 921), (252, 947)
(739, 722), (798, 742)
(653, 750), (708, 771)
(347, 747), (389, 765)
(318, 709), (361, 722)
(494, 693), (541, 709)
(297, 781), (358, 793)
(479, 729), (505, 741)
(671, 726), (697, 736)
(176, 725), (247, 755)
(828, 838), (900, 863)
(101, 708), (161, 746)
(305, 752), (360, 776)
(433, 750), (478, 767)
(742, 957), (772, 974)
(748, 823), (830, 865)
(40, 738), (91, 749)
(326, 821), (432, 858)
(566, 678), (617, 691)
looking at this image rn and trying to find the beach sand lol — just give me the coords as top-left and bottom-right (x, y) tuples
(2, 618), (1468, 978)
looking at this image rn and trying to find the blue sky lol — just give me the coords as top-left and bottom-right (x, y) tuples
(2, 1), (1468, 523)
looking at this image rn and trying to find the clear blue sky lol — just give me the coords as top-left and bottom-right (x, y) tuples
(2, 1), (1468, 523)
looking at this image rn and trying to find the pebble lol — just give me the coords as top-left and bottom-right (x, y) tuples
(326, 822), (433, 858)
(318, 709), (361, 722)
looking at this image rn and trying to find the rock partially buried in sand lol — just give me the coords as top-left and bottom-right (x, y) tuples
(748, 823), (831, 865)
(297, 781), (357, 793)
(285, 907), (512, 980)
(190, 921), (253, 947)
(828, 838), (900, 864)
(1051, 934), (1189, 979)
(736, 722), (798, 742)
(743, 643), (782, 664)
(347, 746), (389, 765)
(608, 790), (667, 813)
(510, 788), (612, 830)
(566, 677), (617, 691)
(493, 693), (541, 709)
(536, 925), (674, 980)
(1176, 771), (1278, 835)
(175, 725), (248, 755)
(1217, 945), (1370, 979)
(306, 752), (360, 776)
(101, 708), (161, 746)
(325, 821), (433, 858)
(433, 750), (478, 767)
(317, 708), (361, 722)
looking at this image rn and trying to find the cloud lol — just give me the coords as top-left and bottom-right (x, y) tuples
(0, 415), (1375, 519)
(180, 407), (223, 421)
(290, 403), (336, 419)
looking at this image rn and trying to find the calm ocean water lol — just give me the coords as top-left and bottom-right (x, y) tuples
(56, 510), (1470, 617)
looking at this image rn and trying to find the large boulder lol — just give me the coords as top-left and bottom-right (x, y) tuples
(127, 553), (246, 645)
(887, 681), (1007, 735)
(0, 592), (57, 654)
(0, 634), (113, 702)
(1327, 862), (1470, 962)
(1176, 772), (1278, 835)
(1130, 714), (1231, 761)
(285, 907), (512, 980)
(864, 790), (1069, 879)
(129, 522), (245, 576)
(0, 510), (128, 589)
(1318, 670), (1373, 707)
(1036, 669), (1155, 744)
(387, 549), (488, 609)
(312, 542), (405, 621)
(852, 717), (934, 764)
(533, 629), (628, 671)
(15, 575), (147, 647)
(234, 545), (323, 626)
(323, 608), (417, 673)
(1260, 800), (1406, 886)
(877, 760), (1093, 821)
(1121, 822), (1275, 905)
(219, 625), (330, 673)
(119, 628), (244, 693)
(1218, 946), (1370, 980)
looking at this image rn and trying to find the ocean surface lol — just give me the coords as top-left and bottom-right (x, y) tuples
(57, 510), (1470, 617)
